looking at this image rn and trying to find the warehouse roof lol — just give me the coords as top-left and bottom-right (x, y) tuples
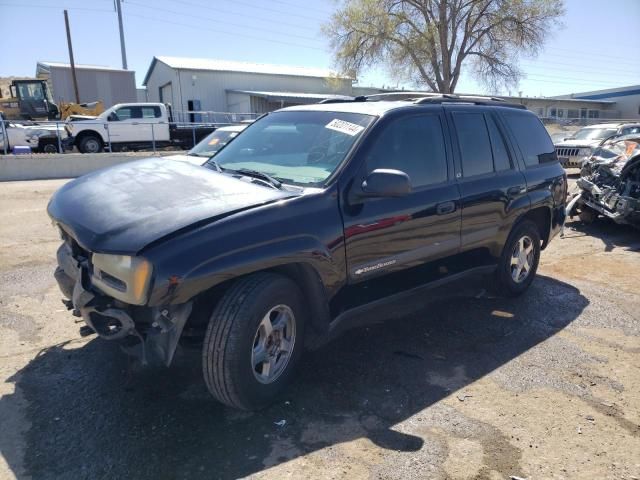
(143, 56), (349, 85)
(37, 61), (131, 73)
(228, 90), (353, 103)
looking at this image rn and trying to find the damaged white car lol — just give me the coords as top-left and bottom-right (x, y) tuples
(568, 135), (640, 228)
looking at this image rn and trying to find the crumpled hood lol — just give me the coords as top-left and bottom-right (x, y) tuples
(48, 157), (294, 254)
(554, 139), (602, 148)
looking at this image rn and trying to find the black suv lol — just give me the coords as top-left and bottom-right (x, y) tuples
(48, 95), (567, 410)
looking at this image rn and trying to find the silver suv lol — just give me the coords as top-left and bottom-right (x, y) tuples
(554, 122), (640, 168)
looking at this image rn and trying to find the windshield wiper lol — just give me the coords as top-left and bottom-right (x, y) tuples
(205, 158), (223, 173)
(232, 168), (282, 189)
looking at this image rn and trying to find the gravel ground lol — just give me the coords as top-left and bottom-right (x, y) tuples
(0, 178), (639, 480)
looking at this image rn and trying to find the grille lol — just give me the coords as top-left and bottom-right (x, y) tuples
(556, 147), (580, 157)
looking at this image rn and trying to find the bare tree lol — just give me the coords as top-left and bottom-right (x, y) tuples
(323, 0), (564, 93)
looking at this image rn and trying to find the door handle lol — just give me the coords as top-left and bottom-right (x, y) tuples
(507, 186), (525, 196)
(436, 201), (456, 215)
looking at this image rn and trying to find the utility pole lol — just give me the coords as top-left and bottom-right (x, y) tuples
(64, 10), (80, 104)
(115, 0), (128, 70)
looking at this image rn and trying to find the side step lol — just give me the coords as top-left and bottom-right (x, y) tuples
(328, 265), (495, 339)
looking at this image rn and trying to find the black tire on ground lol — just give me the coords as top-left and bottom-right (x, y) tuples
(494, 220), (541, 297)
(579, 207), (597, 224)
(202, 273), (306, 410)
(77, 134), (103, 153)
(40, 141), (59, 154)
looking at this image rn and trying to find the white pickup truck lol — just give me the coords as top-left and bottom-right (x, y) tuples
(65, 102), (216, 153)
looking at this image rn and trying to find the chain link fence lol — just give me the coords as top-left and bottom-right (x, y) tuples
(1, 111), (260, 155)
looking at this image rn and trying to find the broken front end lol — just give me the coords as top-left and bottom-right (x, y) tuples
(54, 231), (192, 366)
(569, 135), (640, 228)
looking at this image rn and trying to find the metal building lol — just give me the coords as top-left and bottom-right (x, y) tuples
(142, 56), (353, 122)
(36, 61), (137, 108)
(554, 84), (640, 120)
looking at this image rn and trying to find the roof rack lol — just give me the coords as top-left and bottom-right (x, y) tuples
(316, 92), (526, 109)
(317, 96), (366, 104)
(414, 94), (526, 109)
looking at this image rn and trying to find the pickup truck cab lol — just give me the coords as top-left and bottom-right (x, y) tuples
(66, 102), (215, 153)
(48, 95), (567, 410)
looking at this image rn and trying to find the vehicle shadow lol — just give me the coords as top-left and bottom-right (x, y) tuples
(1, 274), (588, 479)
(563, 218), (640, 252)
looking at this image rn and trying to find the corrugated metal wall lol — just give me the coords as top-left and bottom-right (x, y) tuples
(145, 59), (352, 120)
(145, 60), (179, 109)
(48, 68), (136, 108)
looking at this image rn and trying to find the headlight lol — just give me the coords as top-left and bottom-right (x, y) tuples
(91, 253), (153, 305)
(578, 148), (592, 157)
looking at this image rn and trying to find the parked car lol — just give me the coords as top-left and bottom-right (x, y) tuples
(554, 122), (640, 168)
(48, 95), (567, 410)
(163, 124), (247, 165)
(568, 134), (640, 227)
(0, 114), (68, 153)
(64, 102), (217, 153)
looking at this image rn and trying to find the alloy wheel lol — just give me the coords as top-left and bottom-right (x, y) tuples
(251, 304), (296, 384)
(510, 235), (535, 283)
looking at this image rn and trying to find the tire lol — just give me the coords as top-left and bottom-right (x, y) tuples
(78, 134), (103, 153)
(494, 220), (541, 297)
(578, 208), (597, 224)
(41, 141), (58, 154)
(202, 273), (306, 410)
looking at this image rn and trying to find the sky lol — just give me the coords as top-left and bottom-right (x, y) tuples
(0, 0), (639, 97)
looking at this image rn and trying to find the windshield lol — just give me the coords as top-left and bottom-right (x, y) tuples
(189, 128), (243, 157)
(207, 110), (375, 186)
(573, 127), (618, 140)
(17, 82), (46, 101)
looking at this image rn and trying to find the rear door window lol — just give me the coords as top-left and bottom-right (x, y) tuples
(142, 106), (161, 119)
(452, 112), (494, 177)
(486, 115), (512, 171)
(503, 112), (556, 166)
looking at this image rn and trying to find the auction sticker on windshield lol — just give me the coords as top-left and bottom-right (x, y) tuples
(325, 118), (365, 136)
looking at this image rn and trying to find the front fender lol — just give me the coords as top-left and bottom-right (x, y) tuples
(148, 234), (342, 306)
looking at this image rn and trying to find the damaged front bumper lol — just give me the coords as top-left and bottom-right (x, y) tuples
(55, 243), (192, 366)
(574, 177), (640, 226)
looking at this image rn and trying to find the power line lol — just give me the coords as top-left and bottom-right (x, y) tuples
(125, 0), (324, 44)
(269, 0), (333, 15)
(124, 11), (325, 52)
(520, 61), (640, 78)
(168, 0), (319, 31)
(0, 2), (112, 12)
(527, 50), (640, 67)
(212, 0), (320, 21)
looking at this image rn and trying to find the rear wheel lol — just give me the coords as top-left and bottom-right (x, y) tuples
(495, 220), (541, 297)
(41, 141), (59, 153)
(78, 134), (103, 153)
(202, 273), (305, 410)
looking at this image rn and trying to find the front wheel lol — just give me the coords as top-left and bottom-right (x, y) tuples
(77, 134), (103, 153)
(202, 273), (305, 410)
(494, 220), (541, 297)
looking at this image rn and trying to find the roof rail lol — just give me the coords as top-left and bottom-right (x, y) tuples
(317, 96), (366, 104)
(414, 94), (526, 109)
(363, 92), (440, 102)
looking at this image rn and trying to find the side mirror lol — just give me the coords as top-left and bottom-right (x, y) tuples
(107, 112), (118, 122)
(359, 169), (411, 198)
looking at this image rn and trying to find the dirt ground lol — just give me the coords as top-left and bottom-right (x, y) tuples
(0, 178), (638, 480)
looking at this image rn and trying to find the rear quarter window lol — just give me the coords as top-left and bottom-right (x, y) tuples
(503, 112), (556, 167)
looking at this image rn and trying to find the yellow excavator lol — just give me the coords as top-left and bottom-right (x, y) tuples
(0, 79), (103, 120)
